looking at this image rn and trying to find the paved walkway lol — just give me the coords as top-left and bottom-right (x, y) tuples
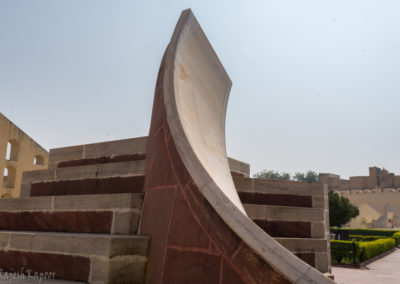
(332, 248), (400, 284)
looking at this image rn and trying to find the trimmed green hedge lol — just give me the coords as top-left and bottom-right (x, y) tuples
(331, 228), (399, 240)
(331, 240), (360, 263)
(392, 232), (400, 245)
(331, 238), (396, 264)
(359, 238), (395, 261)
(348, 235), (389, 242)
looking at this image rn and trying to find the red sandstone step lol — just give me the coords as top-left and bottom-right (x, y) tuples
(234, 177), (326, 208)
(48, 137), (250, 176)
(254, 219), (313, 238)
(0, 193), (143, 234)
(28, 176), (145, 197)
(238, 191), (313, 207)
(244, 204), (325, 238)
(244, 204), (325, 222)
(23, 160), (146, 185)
(274, 238), (330, 273)
(0, 231), (149, 283)
(21, 160), (146, 197)
(48, 137), (147, 169)
(274, 237), (328, 253)
(234, 177), (331, 273)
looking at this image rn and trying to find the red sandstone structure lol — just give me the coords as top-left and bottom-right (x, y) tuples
(0, 10), (334, 283)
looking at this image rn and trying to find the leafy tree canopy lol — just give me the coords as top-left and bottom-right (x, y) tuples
(293, 171), (319, 182)
(329, 190), (359, 227)
(253, 170), (318, 182)
(253, 170), (291, 180)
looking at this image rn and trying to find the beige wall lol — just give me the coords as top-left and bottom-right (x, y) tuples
(0, 113), (48, 198)
(347, 203), (381, 228)
(338, 189), (400, 228)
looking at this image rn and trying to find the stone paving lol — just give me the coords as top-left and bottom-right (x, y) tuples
(332, 248), (400, 284)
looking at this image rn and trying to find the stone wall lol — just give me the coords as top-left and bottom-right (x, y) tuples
(320, 166), (399, 191)
(319, 173), (340, 191)
(349, 176), (369, 190)
(394, 176), (400, 188)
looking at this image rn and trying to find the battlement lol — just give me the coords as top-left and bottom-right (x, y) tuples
(337, 187), (400, 229)
(319, 167), (400, 191)
(337, 187), (400, 195)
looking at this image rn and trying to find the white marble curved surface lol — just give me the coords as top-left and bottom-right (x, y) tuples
(163, 9), (335, 284)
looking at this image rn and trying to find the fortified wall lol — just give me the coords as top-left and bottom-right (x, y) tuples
(320, 166), (400, 191)
(320, 168), (400, 229)
(335, 188), (400, 228)
(0, 113), (48, 198)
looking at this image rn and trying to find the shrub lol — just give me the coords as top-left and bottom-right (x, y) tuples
(348, 235), (389, 242)
(331, 228), (399, 240)
(358, 238), (395, 262)
(330, 240), (360, 264)
(392, 232), (400, 246)
(331, 238), (396, 264)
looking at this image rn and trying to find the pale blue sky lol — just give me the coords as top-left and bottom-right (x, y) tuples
(1, 0), (400, 178)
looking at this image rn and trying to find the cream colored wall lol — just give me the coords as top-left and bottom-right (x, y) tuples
(347, 203), (381, 228)
(0, 113), (48, 198)
(339, 189), (400, 228)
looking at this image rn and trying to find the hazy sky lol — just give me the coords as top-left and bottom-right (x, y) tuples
(1, 1), (400, 178)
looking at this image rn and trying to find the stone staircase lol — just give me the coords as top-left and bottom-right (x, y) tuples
(0, 137), (331, 282)
(234, 177), (331, 273)
(0, 138), (149, 284)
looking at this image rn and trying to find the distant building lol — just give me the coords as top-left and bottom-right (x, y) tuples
(320, 167), (400, 228)
(0, 113), (48, 198)
(319, 166), (400, 191)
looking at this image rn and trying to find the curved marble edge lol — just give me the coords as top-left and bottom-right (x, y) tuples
(162, 9), (335, 284)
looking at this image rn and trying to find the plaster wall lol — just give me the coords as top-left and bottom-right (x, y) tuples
(339, 189), (400, 228)
(0, 113), (48, 198)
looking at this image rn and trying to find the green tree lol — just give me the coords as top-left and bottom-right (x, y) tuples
(293, 170), (319, 182)
(253, 170), (291, 180)
(329, 190), (359, 227)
